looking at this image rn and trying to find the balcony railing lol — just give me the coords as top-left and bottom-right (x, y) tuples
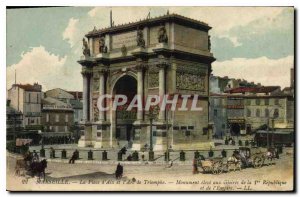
(25, 112), (42, 117)
(227, 105), (244, 109)
(43, 105), (73, 111)
(25, 125), (43, 130)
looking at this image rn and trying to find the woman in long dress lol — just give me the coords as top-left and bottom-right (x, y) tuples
(193, 158), (198, 174)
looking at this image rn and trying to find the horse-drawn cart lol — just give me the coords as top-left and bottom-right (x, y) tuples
(238, 147), (268, 168)
(199, 157), (225, 175)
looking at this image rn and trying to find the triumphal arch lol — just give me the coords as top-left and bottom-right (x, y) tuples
(78, 13), (216, 150)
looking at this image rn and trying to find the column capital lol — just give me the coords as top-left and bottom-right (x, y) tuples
(156, 62), (169, 69)
(98, 68), (109, 74)
(136, 64), (147, 71)
(81, 69), (93, 77)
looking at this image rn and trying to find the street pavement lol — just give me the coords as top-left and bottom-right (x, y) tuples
(7, 147), (294, 191)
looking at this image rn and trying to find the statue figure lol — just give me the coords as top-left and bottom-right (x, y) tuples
(99, 37), (108, 53)
(82, 38), (90, 56)
(121, 44), (127, 56)
(157, 25), (168, 43)
(92, 26), (97, 32)
(136, 27), (145, 48)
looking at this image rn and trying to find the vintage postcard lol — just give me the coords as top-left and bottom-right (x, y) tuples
(6, 6), (295, 191)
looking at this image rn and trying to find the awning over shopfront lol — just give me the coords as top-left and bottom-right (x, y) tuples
(256, 129), (294, 135)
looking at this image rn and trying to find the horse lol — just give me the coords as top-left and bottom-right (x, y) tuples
(227, 156), (242, 172)
(29, 159), (47, 179)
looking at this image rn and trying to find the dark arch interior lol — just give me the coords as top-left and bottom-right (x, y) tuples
(114, 75), (137, 102)
(113, 75), (137, 142)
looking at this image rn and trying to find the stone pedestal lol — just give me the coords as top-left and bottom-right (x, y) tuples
(96, 53), (109, 59)
(132, 47), (148, 53)
(78, 124), (93, 147)
(155, 43), (169, 49)
(152, 121), (168, 151)
(132, 120), (147, 151)
(93, 121), (111, 149)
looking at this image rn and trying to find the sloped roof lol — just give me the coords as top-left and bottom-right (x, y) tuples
(12, 84), (41, 92)
(42, 97), (72, 108)
(225, 86), (280, 94)
(45, 88), (74, 99)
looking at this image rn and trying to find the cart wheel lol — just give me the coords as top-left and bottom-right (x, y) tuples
(212, 162), (223, 175)
(223, 164), (228, 172)
(253, 157), (263, 168)
(260, 158), (265, 168)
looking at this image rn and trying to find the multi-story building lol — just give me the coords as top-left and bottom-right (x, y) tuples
(45, 88), (83, 124)
(7, 83), (43, 131)
(226, 95), (246, 136)
(245, 93), (294, 132)
(209, 85), (294, 138)
(209, 75), (230, 94)
(209, 94), (227, 138)
(6, 100), (23, 141)
(41, 97), (74, 138)
(210, 74), (259, 94)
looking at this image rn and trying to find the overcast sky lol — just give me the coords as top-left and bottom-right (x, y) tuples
(6, 7), (294, 91)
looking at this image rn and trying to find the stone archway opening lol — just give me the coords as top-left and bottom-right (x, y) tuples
(113, 75), (137, 144)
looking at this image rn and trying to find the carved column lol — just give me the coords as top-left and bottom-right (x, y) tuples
(88, 38), (93, 56)
(136, 64), (145, 121)
(98, 69), (106, 121)
(82, 72), (88, 122)
(89, 73), (94, 121)
(157, 63), (168, 121)
(81, 69), (92, 122)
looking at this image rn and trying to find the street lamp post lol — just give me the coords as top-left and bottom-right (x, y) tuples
(149, 118), (153, 151)
(271, 118), (275, 148)
(147, 105), (159, 161)
(267, 118), (270, 148)
(165, 110), (170, 164)
(165, 107), (175, 165)
(267, 108), (279, 148)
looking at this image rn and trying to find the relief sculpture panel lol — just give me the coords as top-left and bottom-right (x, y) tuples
(93, 78), (99, 92)
(92, 98), (99, 122)
(148, 72), (159, 88)
(176, 72), (206, 92)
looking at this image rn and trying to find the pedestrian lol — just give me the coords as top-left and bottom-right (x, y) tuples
(74, 149), (79, 159)
(115, 163), (123, 179)
(32, 150), (39, 162)
(69, 151), (77, 164)
(141, 154), (145, 161)
(193, 158), (198, 174)
(50, 147), (55, 158)
(120, 147), (127, 155)
(127, 154), (132, 161)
